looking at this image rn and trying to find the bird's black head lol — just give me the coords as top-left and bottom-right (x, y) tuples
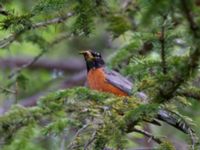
(79, 50), (105, 71)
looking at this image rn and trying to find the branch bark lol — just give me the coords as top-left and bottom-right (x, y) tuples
(132, 128), (163, 144)
(0, 57), (85, 72)
(159, 15), (167, 74)
(32, 13), (73, 29)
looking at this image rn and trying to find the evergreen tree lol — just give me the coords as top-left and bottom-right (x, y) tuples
(0, 0), (200, 149)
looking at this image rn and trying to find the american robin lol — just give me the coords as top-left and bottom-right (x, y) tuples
(80, 50), (193, 134)
(80, 50), (132, 97)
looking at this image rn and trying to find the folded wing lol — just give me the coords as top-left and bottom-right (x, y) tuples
(103, 67), (133, 96)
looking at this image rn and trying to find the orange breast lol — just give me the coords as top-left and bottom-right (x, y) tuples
(87, 68), (128, 96)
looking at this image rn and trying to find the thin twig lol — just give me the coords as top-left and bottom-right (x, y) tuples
(0, 57), (84, 72)
(133, 128), (163, 144)
(159, 15), (167, 74)
(0, 34), (15, 49)
(32, 12), (73, 29)
(9, 49), (46, 78)
(0, 12), (73, 49)
(188, 127), (199, 150)
(67, 124), (90, 149)
(8, 32), (72, 78)
(0, 86), (16, 94)
(84, 130), (97, 150)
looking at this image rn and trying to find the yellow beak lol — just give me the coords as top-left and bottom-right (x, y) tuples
(79, 50), (94, 60)
(79, 51), (87, 55)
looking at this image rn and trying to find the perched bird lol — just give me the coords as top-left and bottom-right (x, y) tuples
(80, 50), (132, 97)
(80, 50), (193, 134)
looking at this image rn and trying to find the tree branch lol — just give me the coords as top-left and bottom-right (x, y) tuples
(67, 124), (90, 149)
(84, 130), (97, 149)
(155, 0), (200, 102)
(8, 32), (74, 78)
(0, 12), (73, 49)
(132, 128), (163, 144)
(32, 12), (73, 29)
(159, 15), (167, 74)
(0, 86), (16, 94)
(0, 57), (85, 72)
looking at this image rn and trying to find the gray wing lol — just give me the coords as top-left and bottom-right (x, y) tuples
(103, 67), (133, 95)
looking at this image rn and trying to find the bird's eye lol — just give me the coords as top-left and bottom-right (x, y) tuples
(96, 53), (100, 57)
(91, 51), (101, 58)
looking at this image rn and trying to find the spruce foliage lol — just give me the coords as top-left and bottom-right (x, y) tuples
(0, 0), (200, 149)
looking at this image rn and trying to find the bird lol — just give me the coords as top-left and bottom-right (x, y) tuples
(80, 50), (132, 97)
(79, 50), (194, 135)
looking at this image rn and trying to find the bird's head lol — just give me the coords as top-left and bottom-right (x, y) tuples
(79, 50), (105, 71)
